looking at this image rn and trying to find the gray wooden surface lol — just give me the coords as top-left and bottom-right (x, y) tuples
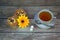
(0, 0), (60, 40)
(0, 6), (60, 18)
(0, 19), (59, 40)
(0, 19), (59, 32)
(0, 0), (60, 6)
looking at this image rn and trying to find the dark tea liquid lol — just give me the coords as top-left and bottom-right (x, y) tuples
(39, 12), (52, 21)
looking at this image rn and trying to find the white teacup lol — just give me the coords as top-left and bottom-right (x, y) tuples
(34, 9), (56, 28)
(38, 9), (56, 24)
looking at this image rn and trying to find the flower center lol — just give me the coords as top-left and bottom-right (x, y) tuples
(21, 20), (24, 23)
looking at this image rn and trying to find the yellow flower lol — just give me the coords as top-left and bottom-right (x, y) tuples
(17, 15), (29, 29)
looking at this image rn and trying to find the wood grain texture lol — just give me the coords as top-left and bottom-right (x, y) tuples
(0, 33), (59, 40)
(0, 19), (60, 40)
(0, 0), (60, 40)
(0, 0), (60, 6)
(0, 6), (59, 19)
(0, 19), (59, 33)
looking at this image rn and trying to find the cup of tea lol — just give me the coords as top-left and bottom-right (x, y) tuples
(34, 9), (56, 28)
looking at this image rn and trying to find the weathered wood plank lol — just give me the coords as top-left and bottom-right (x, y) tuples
(0, 19), (60, 33)
(0, 0), (45, 6)
(45, 0), (60, 6)
(0, 0), (60, 6)
(0, 33), (59, 40)
(0, 6), (59, 19)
